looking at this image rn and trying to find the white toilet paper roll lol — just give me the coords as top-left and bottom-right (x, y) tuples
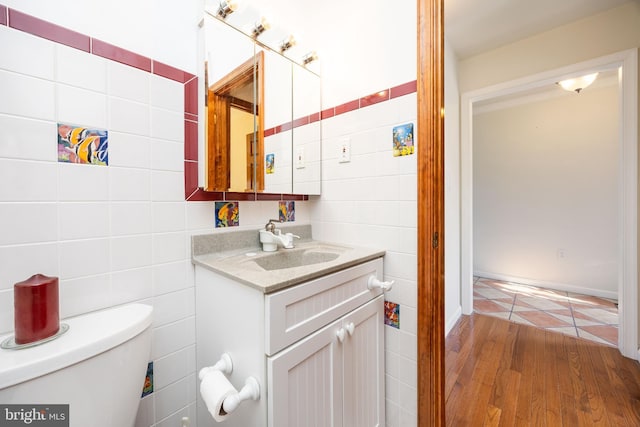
(200, 370), (237, 422)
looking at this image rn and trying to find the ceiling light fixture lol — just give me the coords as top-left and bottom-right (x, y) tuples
(302, 51), (318, 66)
(279, 35), (296, 53)
(252, 17), (270, 38)
(557, 72), (599, 93)
(216, 0), (237, 19)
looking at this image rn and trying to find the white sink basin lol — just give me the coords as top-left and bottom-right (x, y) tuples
(246, 245), (347, 271)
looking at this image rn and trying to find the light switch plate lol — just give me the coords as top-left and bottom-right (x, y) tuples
(338, 138), (351, 163)
(296, 147), (305, 169)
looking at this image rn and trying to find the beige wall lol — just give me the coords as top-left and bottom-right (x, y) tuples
(229, 108), (253, 192)
(473, 84), (619, 296)
(458, 2), (640, 93)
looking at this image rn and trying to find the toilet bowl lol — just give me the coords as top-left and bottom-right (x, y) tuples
(0, 303), (153, 427)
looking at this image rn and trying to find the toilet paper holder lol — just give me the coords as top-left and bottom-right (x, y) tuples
(199, 353), (260, 416)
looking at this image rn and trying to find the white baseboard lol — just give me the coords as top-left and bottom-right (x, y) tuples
(445, 305), (462, 337)
(474, 270), (618, 301)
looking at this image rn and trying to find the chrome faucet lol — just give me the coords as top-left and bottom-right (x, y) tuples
(259, 219), (300, 251)
(265, 219), (282, 233)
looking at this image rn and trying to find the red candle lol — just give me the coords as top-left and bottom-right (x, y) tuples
(14, 274), (60, 344)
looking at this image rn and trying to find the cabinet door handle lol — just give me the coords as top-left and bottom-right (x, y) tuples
(336, 327), (346, 343)
(367, 276), (394, 292)
(345, 322), (355, 336)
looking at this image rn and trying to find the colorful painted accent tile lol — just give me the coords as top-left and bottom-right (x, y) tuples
(57, 123), (108, 165)
(279, 201), (295, 222)
(392, 123), (414, 157)
(141, 361), (153, 397)
(266, 153), (275, 174)
(215, 201), (239, 227)
(384, 301), (400, 329)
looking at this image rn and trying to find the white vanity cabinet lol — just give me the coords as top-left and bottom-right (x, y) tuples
(268, 295), (384, 427)
(195, 256), (386, 427)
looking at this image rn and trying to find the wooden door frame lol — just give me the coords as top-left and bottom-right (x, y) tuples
(417, 0), (445, 425)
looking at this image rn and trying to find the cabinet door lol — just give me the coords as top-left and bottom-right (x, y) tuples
(342, 296), (385, 427)
(268, 319), (343, 427)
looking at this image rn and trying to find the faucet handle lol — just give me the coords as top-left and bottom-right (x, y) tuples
(265, 218), (283, 233)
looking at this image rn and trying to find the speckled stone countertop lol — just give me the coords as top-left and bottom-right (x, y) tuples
(191, 225), (385, 294)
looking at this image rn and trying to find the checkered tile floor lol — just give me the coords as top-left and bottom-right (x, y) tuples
(474, 277), (618, 347)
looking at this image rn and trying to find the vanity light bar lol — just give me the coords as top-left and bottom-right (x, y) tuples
(217, 0), (237, 19)
(280, 35), (296, 53)
(252, 17), (271, 38)
(302, 51), (318, 65)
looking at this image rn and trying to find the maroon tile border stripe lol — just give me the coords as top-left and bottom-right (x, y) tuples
(1, 4), (417, 203)
(335, 99), (360, 116)
(390, 80), (417, 99)
(92, 38), (151, 72)
(266, 83), (417, 137)
(8, 9), (90, 52)
(360, 89), (390, 107)
(153, 60), (194, 84)
(321, 108), (335, 120)
(184, 77), (199, 117)
(184, 120), (198, 161)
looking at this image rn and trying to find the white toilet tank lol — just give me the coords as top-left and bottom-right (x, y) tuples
(0, 304), (153, 427)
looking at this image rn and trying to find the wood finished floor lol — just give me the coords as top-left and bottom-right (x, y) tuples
(445, 313), (640, 426)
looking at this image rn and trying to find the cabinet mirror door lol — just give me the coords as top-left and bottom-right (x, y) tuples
(262, 47), (293, 194)
(292, 63), (321, 195)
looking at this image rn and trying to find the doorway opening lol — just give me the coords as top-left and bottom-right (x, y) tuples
(460, 49), (639, 359)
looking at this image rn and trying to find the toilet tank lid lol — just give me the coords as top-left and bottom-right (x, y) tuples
(0, 303), (153, 390)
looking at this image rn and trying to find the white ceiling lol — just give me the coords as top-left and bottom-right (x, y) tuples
(445, 0), (632, 59)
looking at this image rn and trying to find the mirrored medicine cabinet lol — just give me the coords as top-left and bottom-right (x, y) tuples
(203, 14), (321, 195)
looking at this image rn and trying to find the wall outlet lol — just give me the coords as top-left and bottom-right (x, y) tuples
(338, 138), (351, 163)
(557, 248), (565, 259)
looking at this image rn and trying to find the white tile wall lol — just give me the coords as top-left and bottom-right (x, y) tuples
(56, 44), (107, 92)
(0, 71), (56, 120)
(151, 108), (183, 142)
(111, 202), (153, 235)
(311, 93), (418, 426)
(0, 25), (209, 426)
(0, 203), (58, 245)
(58, 202), (110, 240)
(109, 97), (150, 135)
(58, 164), (109, 201)
(57, 84), (108, 128)
(108, 132), (152, 169)
(0, 116), (57, 161)
(108, 61), (150, 103)
(0, 243), (59, 292)
(59, 238), (111, 278)
(151, 139), (184, 172)
(0, 26), (55, 79)
(59, 274), (112, 318)
(109, 167), (152, 201)
(152, 202), (186, 233)
(150, 75), (184, 111)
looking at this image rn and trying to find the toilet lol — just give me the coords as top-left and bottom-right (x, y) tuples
(0, 303), (153, 427)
